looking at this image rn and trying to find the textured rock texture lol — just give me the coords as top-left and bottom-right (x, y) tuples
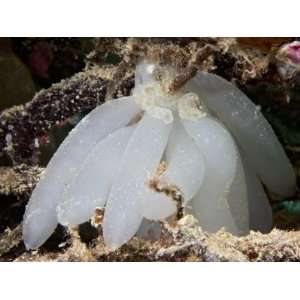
(2, 215), (300, 262)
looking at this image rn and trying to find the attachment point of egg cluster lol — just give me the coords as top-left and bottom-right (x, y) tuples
(178, 92), (208, 121)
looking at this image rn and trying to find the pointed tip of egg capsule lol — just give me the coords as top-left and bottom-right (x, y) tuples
(102, 217), (141, 251)
(23, 209), (58, 250)
(23, 237), (45, 251)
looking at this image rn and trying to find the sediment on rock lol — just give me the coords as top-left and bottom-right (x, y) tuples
(4, 215), (300, 262)
(0, 70), (108, 164)
(0, 165), (43, 196)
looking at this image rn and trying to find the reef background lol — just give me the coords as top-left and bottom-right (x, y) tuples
(1, 37), (300, 261)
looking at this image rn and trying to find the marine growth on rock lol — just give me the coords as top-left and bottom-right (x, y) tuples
(23, 61), (296, 250)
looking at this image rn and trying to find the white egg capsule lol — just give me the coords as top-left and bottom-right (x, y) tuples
(23, 61), (296, 250)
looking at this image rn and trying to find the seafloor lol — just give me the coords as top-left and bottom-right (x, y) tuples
(1, 37), (300, 261)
